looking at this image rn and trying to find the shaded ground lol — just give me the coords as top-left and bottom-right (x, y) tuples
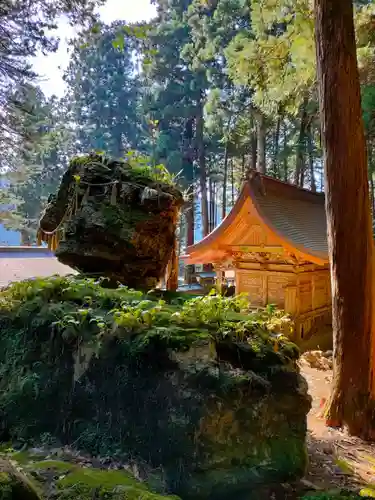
(302, 363), (375, 494)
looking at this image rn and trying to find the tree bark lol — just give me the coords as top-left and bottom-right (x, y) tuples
(196, 96), (209, 237)
(294, 97), (309, 186)
(255, 110), (266, 174)
(283, 122), (288, 182)
(231, 158), (235, 207)
(222, 143), (229, 220)
(315, 0), (375, 438)
(273, 117), (281, 177)
(209, 175), (214, 233)
(368, 138), (375, 217)
(307, 122), (317, 192)
(166, 228), (179, 291)
(251, 133), (257, 172)
(184, 196), (195, 284)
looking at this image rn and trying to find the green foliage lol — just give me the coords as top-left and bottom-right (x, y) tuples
(0, 276), (296, 363)
(64, 21), (144, 158)
(1, 84), (76, 242)
(0, 276), (309, 498)
(302, 491), (370, 500)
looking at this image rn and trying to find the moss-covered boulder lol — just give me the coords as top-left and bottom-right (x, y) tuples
(0, 459), (41, 500)
(0, 277), (311, 499)
(0, 453), (180, 500)
(37, 153), (183, 289)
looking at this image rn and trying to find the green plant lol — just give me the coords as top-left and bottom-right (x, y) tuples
(302, 490), (373, 499)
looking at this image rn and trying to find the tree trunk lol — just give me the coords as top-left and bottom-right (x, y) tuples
(273, 117), (281, 177)
(231, 158), (235, 208)
(196, 96), (209, 237)
(315, 0), (375, 438)
(184, 194), (195, 284)
(222, 143), (229, 220)
(209, 175), (213, 233)
(213, 181), (218, 227)
(256, 112), (266, 174)
(294, 97), (309, 186)
(251, 133), (257, 172)
(283, 122), (288, 182)
(368, 138), (375, 218)
(241, 153), (246, 179)
(307, 122), (317, 192)
(166, 227), (179, 291)
(20, 229), (31, 246)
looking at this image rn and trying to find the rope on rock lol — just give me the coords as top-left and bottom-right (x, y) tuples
(37, 173), (178, 253)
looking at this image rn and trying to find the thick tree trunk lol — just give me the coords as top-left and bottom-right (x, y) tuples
(368, 139), (375, 218)
(315, 0), (375, 438)
(196, 97), (209, 237)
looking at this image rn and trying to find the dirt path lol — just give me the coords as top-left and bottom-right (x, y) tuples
(301, 364), (375, 494)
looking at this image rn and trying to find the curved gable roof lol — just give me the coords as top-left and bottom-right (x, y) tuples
(184, 173), (328, 265)
(250, 174), (328, 261)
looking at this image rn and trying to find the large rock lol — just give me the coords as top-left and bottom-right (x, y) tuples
(38, 154), (183, 289)
(0, 276), (311, 500)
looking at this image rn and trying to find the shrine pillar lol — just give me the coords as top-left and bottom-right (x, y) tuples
(213, 264), (225, 294)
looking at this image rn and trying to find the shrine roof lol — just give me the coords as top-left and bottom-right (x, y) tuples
(183, 173), (328, 265)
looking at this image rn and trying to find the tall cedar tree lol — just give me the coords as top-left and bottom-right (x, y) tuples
(0, 0), (103, 155)
(315, 0), (375, 437)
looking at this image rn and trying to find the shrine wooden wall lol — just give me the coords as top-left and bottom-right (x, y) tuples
(235, 265), (332, 340)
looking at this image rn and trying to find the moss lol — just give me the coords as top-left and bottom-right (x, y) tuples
(55, 483), (180, 500)
(58, 468), (148, 490)
(52, 463), (180, 500)
(0, 276), (309, 499)
(38, 153), (183, 289)
(0, 460), (41, 500)
(31, 460), (75, 472)
(7, 451), (43, 465)
(1, 450), (180, 500)
(302, 492), (364, 499)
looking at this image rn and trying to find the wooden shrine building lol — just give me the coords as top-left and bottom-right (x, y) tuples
(183, 173), (331, 342)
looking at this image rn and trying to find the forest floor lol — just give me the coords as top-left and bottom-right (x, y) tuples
(301, 362), (375, 494)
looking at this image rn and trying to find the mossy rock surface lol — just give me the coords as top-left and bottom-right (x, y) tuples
(0, 459), (41, 500)
(0, 276), (310, 499)
(0, 452), (180, 500)
(302, 491), (373, 499)
(38, 153), (183, 289)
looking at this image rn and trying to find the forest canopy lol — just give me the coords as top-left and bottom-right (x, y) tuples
(1, 0), (375, 246)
